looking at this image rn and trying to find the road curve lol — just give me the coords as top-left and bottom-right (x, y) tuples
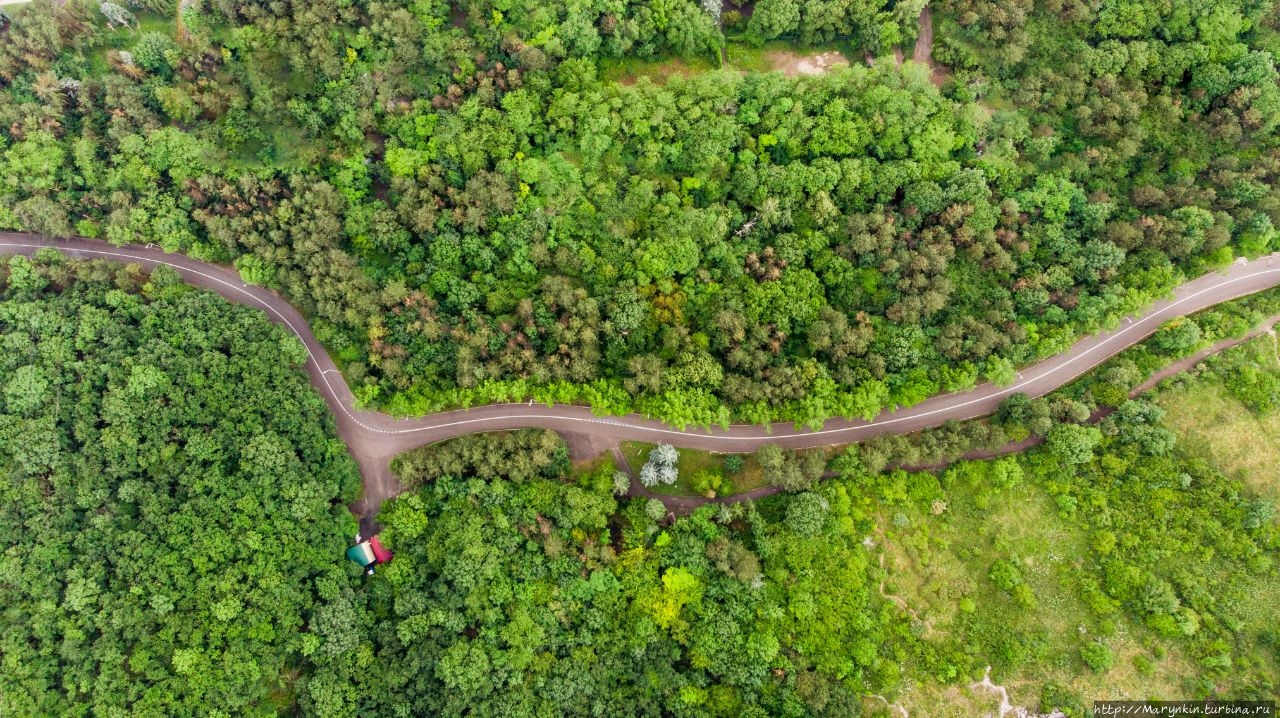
(640, 312), (1280, 514)
(4, 234), (1280, 524)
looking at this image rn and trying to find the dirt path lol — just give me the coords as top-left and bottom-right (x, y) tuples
(5, 235), (1280, 528)
(612, 445), (660, 505)
(913, 5), (949, 87)
(970, 666), (1066, 718)
(1128, 314), (1280, 395)
(866, 694), (910, 718)
(914, 5), (933, 66)
(872, 528), (936, 637)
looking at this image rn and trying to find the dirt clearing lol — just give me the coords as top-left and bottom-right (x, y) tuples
(914, 5), (950, 87)
(764, 50), (850, 77)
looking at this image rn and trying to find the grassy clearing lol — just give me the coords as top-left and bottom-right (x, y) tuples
(1228, 571), (1280, 678)
(885, 336), (1280, 713)
(1156, 339), (1280, 502)
(222, 122), (331, 172)
(1145, 339), (1280, 681)
(621, 441), (764, 497)
(85, 11), (180, 77)
(726, 40), (853, 74)
(882, 338), (1280, 713)
(571, 452), (614, 476)
(85, 13), (328, 170)
(881, 469), (1206, 715)
(1158, 381), (1280, 501)
(599, 55), (718, 85)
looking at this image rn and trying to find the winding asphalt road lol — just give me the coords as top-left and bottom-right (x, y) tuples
(4, 234), (1280, 528)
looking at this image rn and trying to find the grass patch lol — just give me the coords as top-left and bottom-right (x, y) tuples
(621, 441), (764, 497)
(1158, 381), (1280, 502)
(571, 452), (614, 476)
(1156, 337), (1280, 502)
(85, 11), (181, 77)
(879, 337), (1280, 713)
(880, 466), (1207, 715)
(599, 54), (718, 85)
(722, 41), (773, 73)
(1226, 571), (1280, 679)
(219, 122), (331, 173)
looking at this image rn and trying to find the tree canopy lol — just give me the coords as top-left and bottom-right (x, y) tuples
(0, 253), (360, 716)
(0, 0), (1275, 428)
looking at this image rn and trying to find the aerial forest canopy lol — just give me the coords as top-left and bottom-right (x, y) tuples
(0, 252), (361, 716)
(1, 0), (1278, 428)
(0, 251), (1276, 716)
(308, 403), (1279, 717)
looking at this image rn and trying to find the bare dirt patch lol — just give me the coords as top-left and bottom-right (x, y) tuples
(913, 5), (950, 88)
(449, 1), (466, 29)
(914, 5), (934, 65)
(764, 50), (849, 77)
(561, 430), (617, 462)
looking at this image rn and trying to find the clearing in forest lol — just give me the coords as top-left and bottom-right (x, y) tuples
(760, 49), (849, 76)
(1158, 377), (1280, 502)
(876, 464), (1203, 716)
(600, 55), (717, 85)
(602, 42), (853, 84)
(620, 441), (766, 497)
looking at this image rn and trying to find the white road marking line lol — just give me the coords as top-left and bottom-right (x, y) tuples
(5, 240), (1280, 446)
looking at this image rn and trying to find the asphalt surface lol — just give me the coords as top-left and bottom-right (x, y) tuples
(4, 234), (1280, 528)
(648, 313), (1280, 514)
